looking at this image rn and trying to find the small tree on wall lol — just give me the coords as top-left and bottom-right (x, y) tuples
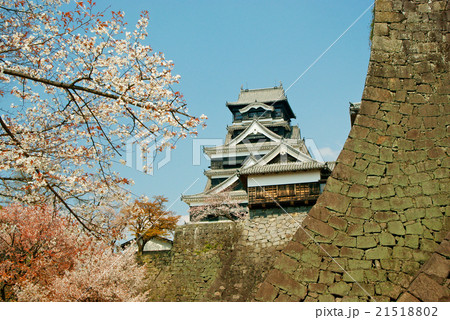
(189, 192), (249, 222)
(121, 196), (180, 254)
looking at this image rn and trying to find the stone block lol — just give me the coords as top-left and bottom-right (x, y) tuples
(320, 192), (351, 214)
(303, 296), (317, 302)
(428, 147), (446, 159)
(365, 269), (387, 282)
(380, 148), (394, 162)
(347, 224), (364, 236)
(423, 254), (450, 280)
(336, 149), (357, 166)
(342, 296), (359, 302)
(380, 282), (403, 300)
(347, 184), (369, 198)
(402, 261), (420, 275)
(420, 239), (439, 252)
(274, 254), (299, 274)
(409, 172), (431, 184)
(296, 268), (319, 283)
(390, 197), (414, 211)
(348, 259), (372, 270)
(405, 208), (425, 221)
(387, 220), (406, 235)
(343, 270), (365, 283)
(303, 217), (336, 239)
(367, 163), (386, 176)
(318, 294), (335, 302)
(374, 11), (405, 23)
(376, 0), (393, 11)
(334, 232), (356, 247)
(255, 282), (278, 301)
(432, 194), (449, 206)
(422, 218), (443, 231)
(327, 258), (348, 273)
(329, 282), (351, 297)
(367, 187), (381, 200)
(318, 244), (340, 257)
(283, 241), (306, 261)
(372, 200), (391, 211)
(408, 273), (449, 302)
(319, 270), (335, 285)
(397, 292), (420, 302)
(393, 247), (413, 259)
(292, 227), (311, 243)
(421, 181), (440, 196)
(308, 283), (326, 294)
(308, 205), (330, 222)
(349, 125), (370, 139)
(274, 293), (296, 302)
(364, 221), (381, 233)
(374, 211), (398, 222)
(415, 196), (433, 208)
(388, 271), (413, 288)
(328, 215), (347, 231)
(339, 247), (364, 259)
(412, 250), (432, 263)
(436, 240), (450, 258)
(266, 269), (307, 300)
(349, 207), (373, 220)
(379, 232), (396, 246)
(365, 85), (394, 102)
(357, 236), (378, 249)
(405, 235), (419, 249)
(406, 222), (423, 234)
(350, 283), (375, 297)
(380, 259), (402, 271)
(299, 248), (322, 268)
(332, 163), (366, 184)
(365, 247), (391, 260)
(386, 124), (404, 137)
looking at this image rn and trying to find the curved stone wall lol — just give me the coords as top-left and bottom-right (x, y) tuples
(255, 0), (449, 302)
(145, 212), (306, 301)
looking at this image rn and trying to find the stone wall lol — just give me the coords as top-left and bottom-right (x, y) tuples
(255, 0), (449, 302)
(144, 212), (306, 301)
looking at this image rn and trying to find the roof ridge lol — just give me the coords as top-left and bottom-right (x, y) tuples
(240, 86), (284, 92)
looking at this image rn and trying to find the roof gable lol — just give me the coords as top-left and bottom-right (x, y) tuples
(228, 120), (282, 146)
(252, 142), (316, 167)
(239, 102), (274, 114)
(206, 174), (239, 195)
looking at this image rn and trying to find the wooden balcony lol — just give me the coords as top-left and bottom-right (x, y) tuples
(247, 182), (321, 208)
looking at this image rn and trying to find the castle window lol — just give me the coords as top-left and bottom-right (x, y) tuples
(274, 108), (283, 118)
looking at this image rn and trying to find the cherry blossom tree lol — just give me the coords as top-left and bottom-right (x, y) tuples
(15, 242), (149, 302)
(0, 204), (88, 300)
(189, 192), (249, 222)
(0, 0), (206, 235)
(121, 196), (179, 254)
(0, 204), (150, 301)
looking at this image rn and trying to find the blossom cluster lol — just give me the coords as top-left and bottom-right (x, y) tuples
(0, 1), (205, 233)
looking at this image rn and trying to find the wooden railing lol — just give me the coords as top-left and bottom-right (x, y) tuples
(247, 182), (320, 206)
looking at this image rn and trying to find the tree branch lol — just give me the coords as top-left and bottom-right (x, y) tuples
(0, 115), (99, 237)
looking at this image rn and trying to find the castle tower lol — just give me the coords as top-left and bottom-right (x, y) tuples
(182, 85), (334, 220)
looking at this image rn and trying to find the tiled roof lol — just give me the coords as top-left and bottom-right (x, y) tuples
(239, 161), (326, 175)
(181, 190), (248, 203)
(326, 161), (336, 171)
(227, 86), (286, 106)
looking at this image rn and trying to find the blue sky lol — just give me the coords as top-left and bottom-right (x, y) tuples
(99, 0), (374, 219)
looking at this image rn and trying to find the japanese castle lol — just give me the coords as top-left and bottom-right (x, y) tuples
(182, 85), (335, 219)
